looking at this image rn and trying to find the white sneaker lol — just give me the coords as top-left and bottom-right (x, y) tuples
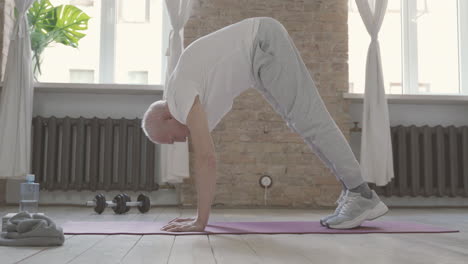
(319, 189), (346, 226)
(325, 190), (389, 229)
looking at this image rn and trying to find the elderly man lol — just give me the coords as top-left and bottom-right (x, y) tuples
(142, 17), (389, 232)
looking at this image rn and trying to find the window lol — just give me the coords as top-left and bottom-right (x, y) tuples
(128, 71), (149, 84)
(38, 0), (169, 85)
(69, 69), (95, 83)
(119, 0), (150, 23)
(348, 0), (466, 95)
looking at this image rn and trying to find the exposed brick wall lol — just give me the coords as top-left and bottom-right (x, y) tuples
(181, 0), (351, 208)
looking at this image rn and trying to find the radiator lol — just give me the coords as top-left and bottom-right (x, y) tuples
(30, 116), (161, 191)
(373, 125), (468, 197)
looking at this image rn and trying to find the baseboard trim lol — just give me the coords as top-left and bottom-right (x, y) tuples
(0, 179), (6, 206)
(380, 196), (468, 207)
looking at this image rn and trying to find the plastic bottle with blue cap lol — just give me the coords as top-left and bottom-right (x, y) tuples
(19, 174), (40, 213)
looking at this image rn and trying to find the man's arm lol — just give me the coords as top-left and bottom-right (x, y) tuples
(186, 95), (217, 227)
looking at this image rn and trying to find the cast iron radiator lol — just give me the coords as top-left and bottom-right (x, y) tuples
(30, 116), (160, 191)
(373, 125), (468, 197)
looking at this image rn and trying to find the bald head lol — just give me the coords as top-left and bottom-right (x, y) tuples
(141, 100), (190, 144)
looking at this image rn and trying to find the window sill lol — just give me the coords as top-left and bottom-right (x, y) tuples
(0, 82), (165, 95)
(343, 93), (468, 105)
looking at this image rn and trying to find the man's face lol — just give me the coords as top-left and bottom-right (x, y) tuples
(157, 117), (190, 144)
(143, 100), (190, 145)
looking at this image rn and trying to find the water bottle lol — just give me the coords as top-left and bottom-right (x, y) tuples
(19, 174), (40, 213)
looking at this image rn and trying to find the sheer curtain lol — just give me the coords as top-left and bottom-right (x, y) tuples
(0, 0), (36, 180)
(160, 0), (194, 183)
(355, 0), (394, 185)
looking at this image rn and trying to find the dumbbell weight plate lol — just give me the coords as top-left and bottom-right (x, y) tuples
(94, 194), (106, 214)
(137, 194), (150, 213)
(112, 194), (127, 214)
(122, 193), (131, 213)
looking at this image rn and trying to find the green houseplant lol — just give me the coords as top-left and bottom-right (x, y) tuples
(26, 0), (91, 77)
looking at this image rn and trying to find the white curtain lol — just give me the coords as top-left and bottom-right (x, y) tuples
(355, 0), (394, 186)
(0, 0), (36, 180)
(160, 0), (194, 183)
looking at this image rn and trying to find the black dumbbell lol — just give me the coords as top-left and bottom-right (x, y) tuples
(86, 193), (129, 214)
(119, 193), (151, 213)
(122, 193), (131, 213)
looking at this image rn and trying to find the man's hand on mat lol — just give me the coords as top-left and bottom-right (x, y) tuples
(167, 217), (196, 224)
(161, 218), (206, 232)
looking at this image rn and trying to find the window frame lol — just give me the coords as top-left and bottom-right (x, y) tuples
(401, 0), (419, 94)
(99, 0), (115, 83)
(98, 0), (170, 85)
(459, 0), (468, 95)
(117, 0), (151, 24)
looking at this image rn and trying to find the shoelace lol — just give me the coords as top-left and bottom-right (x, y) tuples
(335, 190), (346, 205)
(337, 195), (358, 216)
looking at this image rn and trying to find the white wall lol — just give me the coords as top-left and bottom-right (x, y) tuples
(349, 102), (468, 127)
(33, 92), (159, 119)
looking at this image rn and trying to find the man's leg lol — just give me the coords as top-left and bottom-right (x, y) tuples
(250, 17), (389, 229)
(250, 17), (369, 194)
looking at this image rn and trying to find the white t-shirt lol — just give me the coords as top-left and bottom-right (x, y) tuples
(165, 17), (260, 132)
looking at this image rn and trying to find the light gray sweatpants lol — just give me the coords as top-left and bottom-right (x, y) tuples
(251, 17), (364, 189)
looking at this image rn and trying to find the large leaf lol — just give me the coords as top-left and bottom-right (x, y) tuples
(27, 1), (91, 77)
(27, 0), (55, 32)
(52, 5), (90, 48)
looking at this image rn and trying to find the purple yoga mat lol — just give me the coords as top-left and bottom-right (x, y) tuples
(62, 220), (459, 235)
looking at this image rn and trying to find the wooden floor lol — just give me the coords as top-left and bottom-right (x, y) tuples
(0, 206), (467, 264)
